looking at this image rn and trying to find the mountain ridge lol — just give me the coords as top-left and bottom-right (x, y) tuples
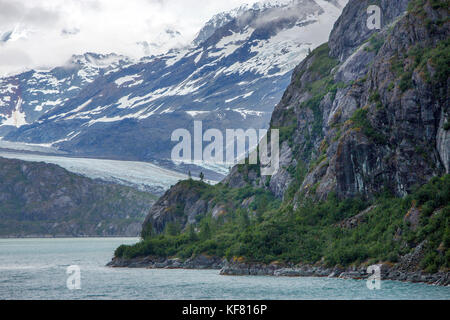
(110, 0), (450, 283)
(0, 156), (157, 237)
(0, 0), (347, 179)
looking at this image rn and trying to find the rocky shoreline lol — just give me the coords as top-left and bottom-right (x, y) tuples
(107, 255), (450, 287)
(107, 255), (225, 270)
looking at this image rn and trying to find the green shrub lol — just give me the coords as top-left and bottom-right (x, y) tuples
(114, 175), (449, 273)
(444, 122), (450, 131)
(365, 34), (384, 54)
(309, 43), (339, 76)
(350, 109), (387, 144)
(399, 70), (413, 92)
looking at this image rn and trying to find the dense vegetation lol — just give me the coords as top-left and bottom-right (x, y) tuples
(116, 175), (450, 272)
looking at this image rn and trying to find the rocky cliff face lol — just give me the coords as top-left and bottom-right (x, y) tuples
(230, 0), (449, 201)
(141, 0), (449, 234)
(328, 0), (411, 61)
(0, 157), (156, 237)
(142, 181), (209, 235)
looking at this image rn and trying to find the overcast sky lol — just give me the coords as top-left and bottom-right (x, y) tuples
(0, 0), (262, 76)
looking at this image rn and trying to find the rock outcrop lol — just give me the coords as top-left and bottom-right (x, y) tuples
(219, 260), (450, 286)
(108, 255), (226, 270)
(108, 254), (450, 286)
(142, 181), (210, 235)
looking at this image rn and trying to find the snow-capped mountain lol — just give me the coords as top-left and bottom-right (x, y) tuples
(0, 52), (132, 135)
(0, 151), (190, 195)
(193, 4), (251, 46)
(0, 0), (347, 178)
(138, 28), (185, 56)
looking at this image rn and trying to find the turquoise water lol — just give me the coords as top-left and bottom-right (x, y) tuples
(0, 238), (449, 300)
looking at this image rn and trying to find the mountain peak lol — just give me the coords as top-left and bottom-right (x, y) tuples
(69, 52), (132, 68)
(193, 0), (346, 47)
(1, 0), (347, 177)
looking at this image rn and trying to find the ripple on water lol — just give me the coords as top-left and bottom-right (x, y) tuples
(0, 238), (449, 300)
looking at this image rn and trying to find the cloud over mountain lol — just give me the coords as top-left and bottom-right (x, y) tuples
(0, 0), (262, 76)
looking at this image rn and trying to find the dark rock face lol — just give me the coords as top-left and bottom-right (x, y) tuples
(334, 131), (381, 198)
(269, 142), (294, 198)
(397, 240), (428, 273)
(404, 205), (421, 231)
(223, 166), (249, 189)
(142, 181), (210, 234)
(330, 1), (448, 199)
(0, 157), (156, 237)
(329, 0), (410, 61)
(233, 0), (449, 201)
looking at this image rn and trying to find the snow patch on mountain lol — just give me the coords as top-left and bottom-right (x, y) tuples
(1, 98), (27, 128)
(115, 74), (143, 87)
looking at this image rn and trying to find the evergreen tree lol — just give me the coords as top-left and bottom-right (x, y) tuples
(188, 224), (198, 241)
(166, 222), (180, 236)
(200, 221), (211, 240)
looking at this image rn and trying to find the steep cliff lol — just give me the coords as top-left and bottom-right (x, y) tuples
(246, 0), (448, 201)
(0, 157), (156, 237)
(113, 0), (449, 277)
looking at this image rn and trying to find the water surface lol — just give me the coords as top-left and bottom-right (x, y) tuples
(0, 238), (449, 300)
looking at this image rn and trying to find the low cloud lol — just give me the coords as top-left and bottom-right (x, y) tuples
(0, 0), (261, 76)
